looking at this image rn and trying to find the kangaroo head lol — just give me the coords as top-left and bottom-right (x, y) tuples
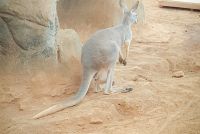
(119, 0), (139, 25)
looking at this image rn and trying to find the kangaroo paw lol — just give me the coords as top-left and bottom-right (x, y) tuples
(119, 57), (127, 66)
(122, 60), (127, 66)
(119, 57), (124, 64)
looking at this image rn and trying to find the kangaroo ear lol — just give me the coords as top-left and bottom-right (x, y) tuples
(131, 0), (139, 12)
(119, 0), (129, 13)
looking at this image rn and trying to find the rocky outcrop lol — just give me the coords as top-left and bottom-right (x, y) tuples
(0, 0), (59, 70)
(0, 0), (87, 74)
(56, 29), (82, 66)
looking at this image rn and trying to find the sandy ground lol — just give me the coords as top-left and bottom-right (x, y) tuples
(0, 0), (200, 134)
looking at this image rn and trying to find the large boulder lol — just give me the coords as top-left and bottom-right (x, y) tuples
(0, 0), (59, 70)
(56, 29), (82, 66)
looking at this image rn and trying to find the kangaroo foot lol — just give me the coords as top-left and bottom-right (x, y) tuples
(103, 91), (110, 95)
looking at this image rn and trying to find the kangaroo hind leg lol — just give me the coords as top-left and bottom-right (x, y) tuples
(104, 68), (114, 95)
(93, 72), (102, 93)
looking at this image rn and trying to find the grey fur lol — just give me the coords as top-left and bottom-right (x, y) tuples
(33, 0), (139, 119)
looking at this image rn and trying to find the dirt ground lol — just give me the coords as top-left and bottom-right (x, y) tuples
(0, 0), (200, 134)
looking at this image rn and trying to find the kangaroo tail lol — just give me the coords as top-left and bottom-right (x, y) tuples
(33, 69), (95, 119)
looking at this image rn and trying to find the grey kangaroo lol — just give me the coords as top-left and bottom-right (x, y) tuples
(33, 0), (139, 119)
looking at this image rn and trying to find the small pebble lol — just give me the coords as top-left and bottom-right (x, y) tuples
(90, 117), (103, 124)
(172, 71), (184, 78)
(121, 87), (133, 93)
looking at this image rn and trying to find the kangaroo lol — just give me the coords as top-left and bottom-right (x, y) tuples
(33, 0), (139, 119)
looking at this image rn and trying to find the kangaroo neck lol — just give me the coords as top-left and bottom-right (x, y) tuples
(119, 23), (133, 45)
(122, 23), (132, 32)
(111, 23), (133, 47)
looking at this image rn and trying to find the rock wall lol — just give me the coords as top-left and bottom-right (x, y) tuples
(57, 0), (133, 41)
(0, 0), (60, 72)
(0, 0), (86, 74)
(56, 29), (82, 66)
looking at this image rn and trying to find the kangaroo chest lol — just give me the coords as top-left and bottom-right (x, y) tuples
(123, 29), (132, 44)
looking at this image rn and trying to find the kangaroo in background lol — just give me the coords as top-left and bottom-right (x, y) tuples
(33, 0), (139, 119)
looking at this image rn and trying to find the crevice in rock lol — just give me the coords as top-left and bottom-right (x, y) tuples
(0, 12), (48, 28)
(1, 17), (28, 51)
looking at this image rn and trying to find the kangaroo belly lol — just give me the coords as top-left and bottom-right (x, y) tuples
(81, 41), (119, 70)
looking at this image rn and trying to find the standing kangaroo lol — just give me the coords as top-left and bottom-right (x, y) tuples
(33, 0), (139, 119)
